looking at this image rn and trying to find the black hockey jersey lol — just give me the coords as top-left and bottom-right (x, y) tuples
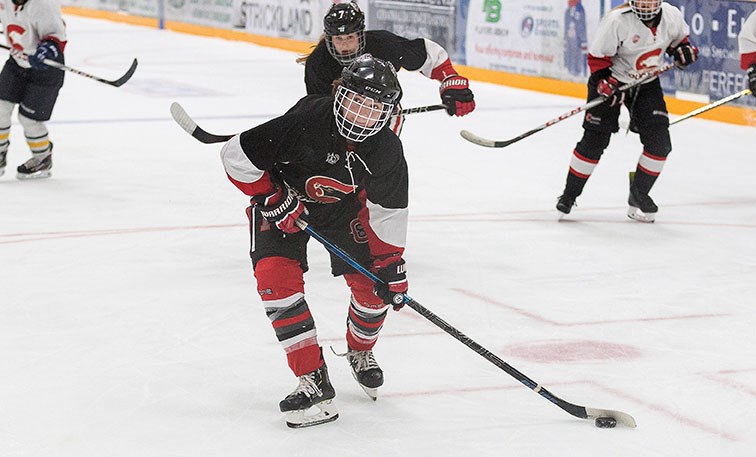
(221, 95), (409, 257)
(304, 30), (429, 95)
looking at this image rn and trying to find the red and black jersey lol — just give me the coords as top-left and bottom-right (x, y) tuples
(221, 94), (409, 258)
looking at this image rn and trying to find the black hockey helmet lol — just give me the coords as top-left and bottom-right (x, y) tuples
(334, 54), (402, 142)
(324, 2), (365, 36)
(324, 2), (366, 66)
(339, 54), (401, 105)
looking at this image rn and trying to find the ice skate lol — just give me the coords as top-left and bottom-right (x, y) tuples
(279, 363), (338, 428)
(556, 194), (576, 219)
(17, 153), (52, 180)
(627, 185), (657, 223)
(346, 347), (383, 400)
(0, 150), (6, 177)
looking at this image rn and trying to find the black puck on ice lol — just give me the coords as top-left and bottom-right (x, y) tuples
(595, 416), (617, 428)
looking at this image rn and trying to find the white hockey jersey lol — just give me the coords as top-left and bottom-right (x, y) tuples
(0, 0), (67, 68)
(739, 10), (756, 70)
(588, 3), (690, 83)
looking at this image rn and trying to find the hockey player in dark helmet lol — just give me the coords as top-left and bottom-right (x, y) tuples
(298, 1), (474, 136)
(323, 1), (366, 66)
(334, 54), (401, 142)
(219, 54), (409, 428)
(555, 0), (698, 223)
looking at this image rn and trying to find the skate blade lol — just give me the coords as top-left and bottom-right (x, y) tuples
(0, 168), (5, 177)
(17, 170), (52, 180)
(627, 207), (655, 223)
(284, 399), (339, 429)
(359, 384), (378, 401)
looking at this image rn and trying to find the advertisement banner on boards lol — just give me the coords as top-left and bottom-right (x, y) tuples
(242, 0), (329, 41)
(463, 0), (603, 82)
(366, 0), (457, 61)
(664, 0), (755, 108)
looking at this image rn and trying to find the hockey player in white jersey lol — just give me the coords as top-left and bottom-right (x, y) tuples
(739, 10), (756, 97)
(0, 0), (66, 179)
(556, 0), (698, 222)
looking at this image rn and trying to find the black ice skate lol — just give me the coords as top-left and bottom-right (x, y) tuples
(346, 347), (383, 401)
(0, 150), (6, 177)
(17, 153), (52, 180)
(627, 185), (657, 223)
(279, 363), (338, 428)
(556, 194), (576, 218)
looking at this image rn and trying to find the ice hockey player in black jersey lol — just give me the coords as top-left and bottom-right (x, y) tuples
(556, 0), (698, 222)
(298, 1), (475, 135)
(220, 54), (409, 428)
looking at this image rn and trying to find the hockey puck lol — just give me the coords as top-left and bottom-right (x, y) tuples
(595, 416), (617, 428)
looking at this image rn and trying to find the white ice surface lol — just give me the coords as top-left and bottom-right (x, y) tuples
(1, 15), (755, 457)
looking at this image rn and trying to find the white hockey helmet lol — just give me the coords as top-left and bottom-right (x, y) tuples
(629, 0), (662, 21)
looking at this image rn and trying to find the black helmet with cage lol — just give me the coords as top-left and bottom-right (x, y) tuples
(629, 0), (662, 21)
(323, 2), (366, 66)
(334, 54), (402, 142)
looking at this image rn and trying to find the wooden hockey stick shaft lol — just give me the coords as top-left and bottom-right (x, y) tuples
(670, 88), (752, 125)
(296, 219), (637, 428)
(461, 62), (679, 148)
(0, 43), (137, 87)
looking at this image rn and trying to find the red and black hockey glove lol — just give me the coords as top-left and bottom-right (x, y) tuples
(597, 76), (625, 106)
(668, 42), (698, 67)
(253, 181), (307, 234)
(28, 41), (60, 70)
(440, 75), (476, 117)
(371, 255), (408, 310)
(748, 65), (756, 96)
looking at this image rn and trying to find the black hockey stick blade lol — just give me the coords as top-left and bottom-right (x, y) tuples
(170, 102), (234, 144)
(108, 58), (139, 87)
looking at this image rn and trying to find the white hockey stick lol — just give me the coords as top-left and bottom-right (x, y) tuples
(670, 88), (752, 125)
(461, 63), (678, 148)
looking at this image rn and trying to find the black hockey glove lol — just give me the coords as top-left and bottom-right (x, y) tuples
(669, 43), (698, 67)
(253, 181), (307, 234)
(28, 41), (60, 70)
(371, 255), (408, 310)
(748, 65), (756, 96)
(597, 77), (625, 106)
(440, 75), (476, 116)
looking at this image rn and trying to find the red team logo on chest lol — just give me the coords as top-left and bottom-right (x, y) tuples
(305, 176), (357, 203)
(635, 48), (663, 71)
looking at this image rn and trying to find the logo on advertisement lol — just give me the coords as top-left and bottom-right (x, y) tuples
(483, 0), (501, 23)
(169, 0), (185, 8)
(520, 16), (534, 37)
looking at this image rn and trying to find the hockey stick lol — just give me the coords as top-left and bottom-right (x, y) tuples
(669, 88), (752, 125)
(169, 101), (450, 144)
(295, 218), (637, 428)
(170, 102), (234, 144)
(0, 43), (137, 87)
(460, 62), (678, 148)
(399, 104), (447, 115)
